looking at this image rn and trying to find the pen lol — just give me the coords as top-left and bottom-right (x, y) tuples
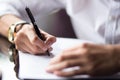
(25, 7), (50, 56)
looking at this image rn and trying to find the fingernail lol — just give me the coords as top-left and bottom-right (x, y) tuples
(49, 60), (54, 64)
(46, 67), (53, 73)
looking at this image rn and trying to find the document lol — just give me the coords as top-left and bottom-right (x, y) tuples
(18, 37), (91, 79)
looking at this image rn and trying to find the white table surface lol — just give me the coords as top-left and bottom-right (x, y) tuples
(0, 53), (18, 80)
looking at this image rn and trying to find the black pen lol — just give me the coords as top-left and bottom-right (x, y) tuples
(25, 7), (50, 56)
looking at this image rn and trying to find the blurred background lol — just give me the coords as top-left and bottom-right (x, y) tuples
(36, 9), (77, 38)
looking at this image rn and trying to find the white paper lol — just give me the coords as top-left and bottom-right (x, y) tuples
(18, 38), (91, 79)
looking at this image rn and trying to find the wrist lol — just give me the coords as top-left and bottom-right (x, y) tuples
(15, 22), (30, 33)
(8, 21), (29, 43)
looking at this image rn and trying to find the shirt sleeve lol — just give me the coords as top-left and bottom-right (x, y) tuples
(0, 0), (21, 18)
(0, 0), (65, 20)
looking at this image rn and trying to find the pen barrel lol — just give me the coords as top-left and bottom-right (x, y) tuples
(33, 23), (45, 41)
(25, 7), (50, 56)
(25, 7), (35, 23)
(25, 7), (45, 41)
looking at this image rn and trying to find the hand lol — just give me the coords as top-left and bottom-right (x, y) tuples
(14, 24), (56, 54)
(46, 43), (119, 77)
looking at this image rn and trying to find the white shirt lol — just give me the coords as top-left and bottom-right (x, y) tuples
(0, 0), (120, 44)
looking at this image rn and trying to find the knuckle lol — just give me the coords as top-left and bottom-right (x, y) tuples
(34, 46), (39, 51)
(50, 36), (56, 42)
(86, 65), (94, 75)
(58, 55), (65, 62)
(64, 62), (71, 68)
(81, 43), (89, 48)
(31, 36), (38, 44)
(48, 35), (56, 43)
(83, 49), (89, 54)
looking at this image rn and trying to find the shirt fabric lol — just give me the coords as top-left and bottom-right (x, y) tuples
(0, 0), (120, 44)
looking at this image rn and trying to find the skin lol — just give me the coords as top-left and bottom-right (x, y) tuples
(46, 43), (120, 77)
(14, 24), (56, 54)
(0, 14), (56, 54)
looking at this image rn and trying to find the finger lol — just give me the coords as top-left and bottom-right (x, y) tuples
(41, 30), (56, 47)
(16, 33), (46, 54)
(16, 45), (27, 53)
(25, 38), (47, 54)
(15, 40), (33, 54)
(63, 43), (89, 51)
(49, 50), (84, 65)
(53, 68), (87, 77)
(15, 26), (47, 54)
(20, 46), (33, 54)
(27, 28), (47, 51)
(46, 59), (86, 73)
(45, 36), (56, 47)
(48, 47), (53, 52)
(14, 34), (31, 52)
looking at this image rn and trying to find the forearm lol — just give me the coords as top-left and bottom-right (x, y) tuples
(0, 14), (23, 38)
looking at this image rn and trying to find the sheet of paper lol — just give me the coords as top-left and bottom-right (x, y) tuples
(18, 38), (91, 79)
